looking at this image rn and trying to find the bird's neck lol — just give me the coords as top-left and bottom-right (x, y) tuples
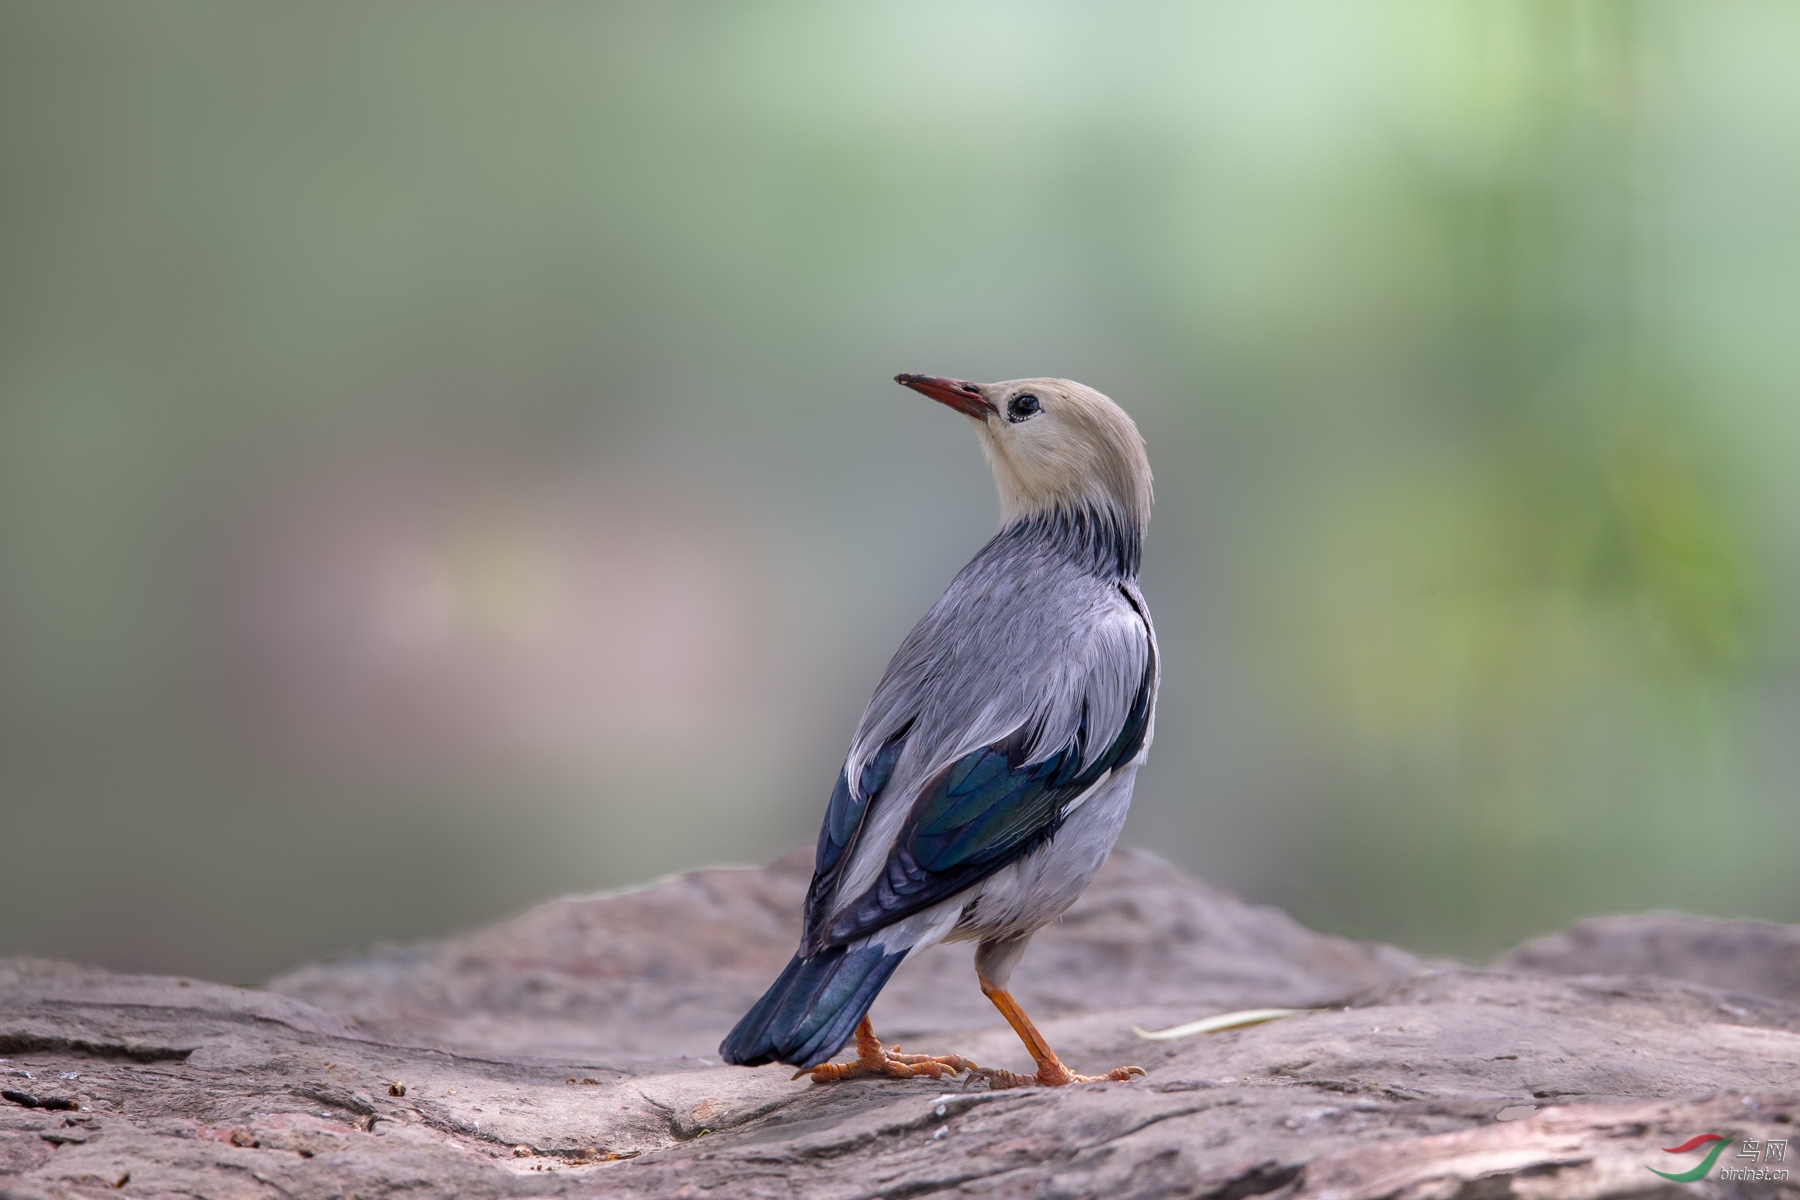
(1002, 502), (1143, 580)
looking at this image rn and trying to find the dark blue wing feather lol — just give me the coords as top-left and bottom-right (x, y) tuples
(801, 733), (904, 948)
(821, 651), (1154, 947)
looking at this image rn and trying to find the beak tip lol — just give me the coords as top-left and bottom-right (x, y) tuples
(894, 372), (994, 418)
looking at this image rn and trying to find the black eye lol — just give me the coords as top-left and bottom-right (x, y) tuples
(1007, 393), (1040, 422)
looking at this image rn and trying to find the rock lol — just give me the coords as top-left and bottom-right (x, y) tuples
(0, 848), (1795, 1199)
(265, 847), (1426, 1060)
(1496, 911), (1800, 1004)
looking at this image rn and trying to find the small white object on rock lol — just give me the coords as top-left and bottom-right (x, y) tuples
(1133, 1008), (1310, 1040)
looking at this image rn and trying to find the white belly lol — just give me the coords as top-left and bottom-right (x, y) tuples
(844, 764), (1140, 961)
(945, 763), (1139, 944)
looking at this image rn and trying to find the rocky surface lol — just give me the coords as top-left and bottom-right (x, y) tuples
(2, 848), (1796, 1199)
(264, 848), (1426, 1061)
(1495, 912), (1800, 1006)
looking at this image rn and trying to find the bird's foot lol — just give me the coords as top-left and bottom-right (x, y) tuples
(797, 1048), (975, 1084)
(966, 1057), (1146, 1090)
(795, 1017), (977, 1084)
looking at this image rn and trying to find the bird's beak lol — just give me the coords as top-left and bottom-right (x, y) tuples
(895, 374), (995, 419)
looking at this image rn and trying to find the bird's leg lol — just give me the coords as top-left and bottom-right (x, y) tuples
(795, 1015), (978, 1084)
(971, 981), (1145, 1090)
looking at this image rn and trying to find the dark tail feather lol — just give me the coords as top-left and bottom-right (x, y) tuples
(719, 943), (906, 1069)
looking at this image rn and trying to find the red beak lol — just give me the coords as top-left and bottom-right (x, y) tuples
(895, 373), (995, 419)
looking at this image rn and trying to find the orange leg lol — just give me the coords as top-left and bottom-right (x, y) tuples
(795, 1015), (978, 1084)
(972, 982), (1145, 1089)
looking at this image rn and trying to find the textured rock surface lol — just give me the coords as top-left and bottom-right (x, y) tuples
(1496, 911), (1800, 1005)
(265, 848), (1426, 1061)
(2, 849), (1796, 1199)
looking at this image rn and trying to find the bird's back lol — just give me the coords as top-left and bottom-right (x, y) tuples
(816, 508), (1157, 943)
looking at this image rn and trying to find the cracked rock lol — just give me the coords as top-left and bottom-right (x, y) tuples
(0, 848), (1794, 1199)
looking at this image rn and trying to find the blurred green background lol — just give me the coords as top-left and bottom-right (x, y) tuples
(2, 2), (1796, 985)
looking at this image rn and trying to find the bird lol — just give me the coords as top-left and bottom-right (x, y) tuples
(719, 373), (1158, 1089)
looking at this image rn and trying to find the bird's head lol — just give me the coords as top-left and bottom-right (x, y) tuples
(895, 374), (1152, 532)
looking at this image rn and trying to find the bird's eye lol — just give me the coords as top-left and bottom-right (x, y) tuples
(1007, 394), (1041, 422)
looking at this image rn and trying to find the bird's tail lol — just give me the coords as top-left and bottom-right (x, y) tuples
(719, 943), (907, 1069)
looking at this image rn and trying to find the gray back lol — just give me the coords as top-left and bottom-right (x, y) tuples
(827, 508), (1158, 919)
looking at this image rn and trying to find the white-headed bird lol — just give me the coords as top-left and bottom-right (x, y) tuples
(721, 374), (1157, 1089)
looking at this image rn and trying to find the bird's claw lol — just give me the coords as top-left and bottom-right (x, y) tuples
(1086, 1065), (1148, 1083)
(796, 1044), (977, 1084)
(964, 1062), (1146, 1090)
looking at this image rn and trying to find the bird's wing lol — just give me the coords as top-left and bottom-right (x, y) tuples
(800, 731), (905, 951)
(801, 579), (1155, 953)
